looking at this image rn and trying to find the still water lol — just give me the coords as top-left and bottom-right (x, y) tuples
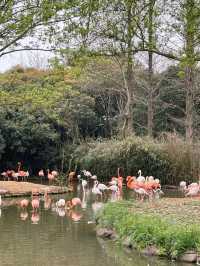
(0, 186), (190, 266)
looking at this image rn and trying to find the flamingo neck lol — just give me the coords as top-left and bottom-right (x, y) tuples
(18, 163), (21, 173)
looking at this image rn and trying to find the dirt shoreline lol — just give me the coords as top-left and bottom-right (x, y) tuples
(0, 181), (72, 197)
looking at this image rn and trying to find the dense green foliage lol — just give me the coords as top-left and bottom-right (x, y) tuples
(72, 135), (199, 184)
(0, 64), (199, 183)
(97, 201), (200, 258)
(0, 66), (97, 173)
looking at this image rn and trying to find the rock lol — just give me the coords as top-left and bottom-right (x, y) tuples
(96, 228), (115, 239)
(179, 251), (197, 263)
(141, 246), (160, 256)
(110, 231), (119, 240)
(122, 236), (133, 248)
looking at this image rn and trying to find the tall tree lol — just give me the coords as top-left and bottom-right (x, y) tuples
(0, 0), (64, 59)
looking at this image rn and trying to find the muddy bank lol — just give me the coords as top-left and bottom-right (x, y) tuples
(0, 181), (72, 197)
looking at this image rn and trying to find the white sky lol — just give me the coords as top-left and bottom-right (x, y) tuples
(0, 50), (55, 72)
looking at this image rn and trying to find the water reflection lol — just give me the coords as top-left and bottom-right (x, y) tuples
(0, 189), (190, 266)
(20, 211), (28, 221)
(31, 212), (40, 224)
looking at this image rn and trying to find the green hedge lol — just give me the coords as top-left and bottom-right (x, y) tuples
(72, 136), (199, 185)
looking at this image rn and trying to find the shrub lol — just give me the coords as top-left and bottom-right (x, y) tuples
(72, 135), (200, 184)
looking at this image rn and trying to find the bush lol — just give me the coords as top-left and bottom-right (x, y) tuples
(72, 135), (200, 184)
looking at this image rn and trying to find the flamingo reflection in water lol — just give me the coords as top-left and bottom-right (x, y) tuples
(67, 210), (83, 222)
(20, 211), (28, 221)
(31, 212), (40, 224)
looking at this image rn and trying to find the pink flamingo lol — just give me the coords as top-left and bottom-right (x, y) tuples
(66, 197), (82, 209)
(51, 171), (58, 178)
(17, 162), (29, 181)
(47, 169), (55, 185)
(38, 169), (45, 183)
(20, 199), (29, 209)
(31, 191), (40, 211)
(38, 169), (44, 178)
(1, 172), (8, 181)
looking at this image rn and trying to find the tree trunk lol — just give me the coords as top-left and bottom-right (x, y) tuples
(122, 1), (134, 137)
(147, 0), (155, 137)
(185, 66), (194, 142)
(184, 0), (195, 143)
(148, 52), (154, 137)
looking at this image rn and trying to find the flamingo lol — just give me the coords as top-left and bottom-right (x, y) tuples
(56, 199), (66, 208)
(81, 179), (87, 193)
(180, 181), (187, 191)
(109, 177), (118, 186)
(97, 182), (109, 192)
(31, 198), (39, 210)
(17, 162), (29, 181)
(92, 180), (102, 198)
(20, 199), (29, 209)
(153, 188), (164, 199)
(1, 172), (8, 181)
(38, 169), (44, 183)
(108, 184), (119, 193)
(31, 191), (40, 211)
(91, 175), (97, 180)
(185, 186), (199, 197)
(43, 190), (51, 210)
(127, 176), (148, 200)
(137, 170), (146, 183)
(134, 188), (149, 201)
(6, 170), (13, 180)
(12, 171), (19, 181)
(47, 169), (55, 185)
(81, 188), (87, 209)
(39, 169), (44, 177)
(52, 171), (58, 178)
(82, 170), (92, 178)
(66, 197), (82, 209)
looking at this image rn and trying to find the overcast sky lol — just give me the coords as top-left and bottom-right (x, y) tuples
(0, 50), (54, 73)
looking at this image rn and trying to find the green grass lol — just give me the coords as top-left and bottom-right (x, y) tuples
(97, 201), (200, 259)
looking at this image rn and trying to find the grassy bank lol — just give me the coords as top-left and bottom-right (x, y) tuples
(72, 135), (200, 184)
(96, 200), (200, 260)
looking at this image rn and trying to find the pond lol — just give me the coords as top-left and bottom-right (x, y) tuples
(0, 185), (190, 266)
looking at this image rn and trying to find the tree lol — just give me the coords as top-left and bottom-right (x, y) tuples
(0, 0), (65, 59)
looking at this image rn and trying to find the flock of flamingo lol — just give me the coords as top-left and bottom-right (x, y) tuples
(1, 163), (58, 184)
(0, 168), (165, 225)
(179, 180), (200, 197)
(1, 166), (199, 225)
(1, 162), (29, 181)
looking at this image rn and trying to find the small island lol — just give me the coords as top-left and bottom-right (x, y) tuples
(0, 181), (72, 197)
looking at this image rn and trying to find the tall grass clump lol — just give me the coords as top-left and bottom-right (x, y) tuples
(72, 134), (200, 184)
(97, 201), (200, 259)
